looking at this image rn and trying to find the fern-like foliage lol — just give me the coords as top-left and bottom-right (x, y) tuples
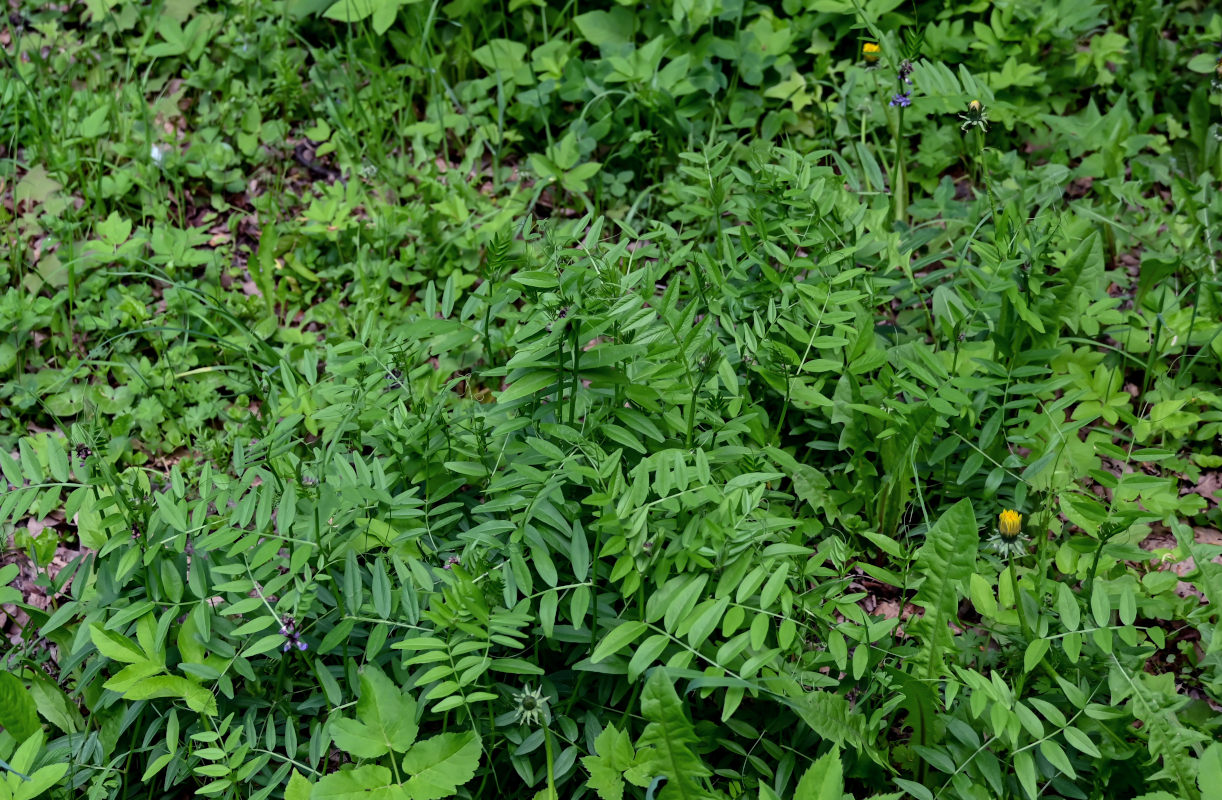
(1037, 231), (1104, 330)
(634, 671), (719, 800)
(484, 227), (515, 280)
(908, 499), (979, 681)
(1119, 668), (1208, 800)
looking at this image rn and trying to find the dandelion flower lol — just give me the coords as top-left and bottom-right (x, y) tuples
(863, 42), (881, 62)
(959, 99), (989, 132)
(987, 509), (1028, 558)
(512, 685), (551, 727)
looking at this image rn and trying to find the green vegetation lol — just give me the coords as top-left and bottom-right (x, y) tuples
(2, 0), (1222, 798)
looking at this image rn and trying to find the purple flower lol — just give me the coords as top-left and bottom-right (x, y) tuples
(280, 617), (306, 652)
(889, 92), (911, 108)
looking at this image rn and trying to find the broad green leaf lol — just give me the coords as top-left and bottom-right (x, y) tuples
(628, 634), (671, 683)
(1200, 742), (1222, 800)
(323, 0), (378, 23)
(12, 760), (69, 800)
(1024, 639), (1050, 673)
(583, 724), (637, 800)
(969, 574), (997, 618)
(1090, 582), (1110, 628)
(591, 621), (649, 663)
(332, 666), (419, 758)
(572, 8), (634, 48)
(471, 39), (531, 85)
(89, 624), (151, 664)
(312, 765), (398, 800)
(1040, 739), (1076, 779)
(793, 748), (843, 800)
(0, 673), (40, 741)
(285, 769), (314, 800)
(1056, 582), (1080, 631)
(401, 731), (482, 800)
(1014, 750), (1038, 800)
(122, 676), (217, 716)
(27, 676), (84, 734)
(495, 370), (557, 404)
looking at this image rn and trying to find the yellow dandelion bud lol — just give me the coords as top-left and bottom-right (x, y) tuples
(863, 42), (881, 62)
(960, 100), (989, 132)
(998, 509), (1022, 538)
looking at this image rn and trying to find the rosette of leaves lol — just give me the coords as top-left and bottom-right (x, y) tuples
(287, 666), (481, 800)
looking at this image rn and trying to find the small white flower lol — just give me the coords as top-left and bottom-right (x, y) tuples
(150, 145), (165, 166)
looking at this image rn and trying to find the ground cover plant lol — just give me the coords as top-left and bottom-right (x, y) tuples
(2, 0), (1222, 798)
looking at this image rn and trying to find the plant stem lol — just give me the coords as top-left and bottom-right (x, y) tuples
(569, 323), (581, 425)
(893, 96), (907, 226)
(1010, 562), (1032, 641)
(543, 726), (558, 800)
(684, 377), (700, 448)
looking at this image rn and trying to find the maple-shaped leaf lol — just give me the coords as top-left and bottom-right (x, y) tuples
(331, 665), (419, 759)
(582, 723), (637, 800)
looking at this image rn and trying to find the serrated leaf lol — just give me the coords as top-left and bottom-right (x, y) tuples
(313, 765), (398, 800)
(333, 665), (419, 758)
(401, 731), (482, 800)
(583, 724), (637, 800)
(909, 499), (978, 680)
(794, 748), (843, 800)
(787, 691), (867, 752)
(635, 671), (716, 800)
(285, 769), (314, 800)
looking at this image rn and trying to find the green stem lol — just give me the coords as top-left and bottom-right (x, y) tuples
(893, 95), (907, 226)
(772, 367), (792, 445)
(1011, 562), (1032, 641)
(569, 324), (581, 426)
(684, 377), (699, 448)
(544, 726), (558, 800)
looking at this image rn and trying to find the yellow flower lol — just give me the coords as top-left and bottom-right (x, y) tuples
(960, 100), (989, 132)
(998, 509), (1022, 538)
(863, 42), (881, 62)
